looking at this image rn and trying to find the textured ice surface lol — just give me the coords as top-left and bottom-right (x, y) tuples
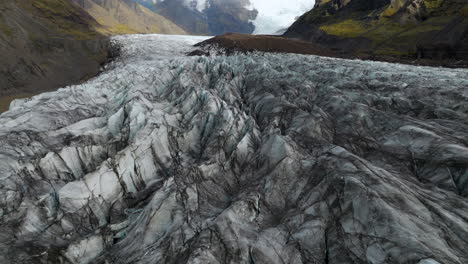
(0, 34), (468, 264)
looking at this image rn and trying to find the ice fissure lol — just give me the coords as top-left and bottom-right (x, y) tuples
(0, 34), (468, 263)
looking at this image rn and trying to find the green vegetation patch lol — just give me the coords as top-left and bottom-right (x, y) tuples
(319, 19), (368, 38)
(294, 0), (465, 60)
(398, 25), (444, 37)
(108, 24), (139, 35)
(32, 0), (77, 15)
(319, 19), (413, 45)
(424, 0), (444, 10)
(365, 21), (411, 44)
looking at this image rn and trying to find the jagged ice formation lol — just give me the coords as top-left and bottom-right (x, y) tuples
(0, 34), (468, 264)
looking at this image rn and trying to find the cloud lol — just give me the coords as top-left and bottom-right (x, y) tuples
(250, 0), (315, 34)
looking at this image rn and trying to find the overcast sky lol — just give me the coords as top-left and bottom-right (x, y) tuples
(251, 0), (315, 34)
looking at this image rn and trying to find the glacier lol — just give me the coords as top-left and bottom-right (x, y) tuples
(250, 0), (315, 34)
(0, 34), (468, 264)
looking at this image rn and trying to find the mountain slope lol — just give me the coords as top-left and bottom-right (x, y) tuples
(136, 0), (257, 35)
(137, 0), (316, 35)
(285, 0), (468, 61)
(1, 34), (468, 264)
(71, 0), (186, 35)
(205, 0), (257, 35)
(0, 0), (110, 109)
(150, 0), (211, 35)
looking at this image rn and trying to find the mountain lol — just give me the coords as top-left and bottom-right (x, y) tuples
(249, 0), (315, 34)
(133, 0), (316, 35)
(0, 0), (110, 110)
(134, 0), (258, 35)
(205, 0), (258, 35)
(147, 0), (212, 35)
(285, 0), (468, 61)
(1, 34), (468, 264)
(70, 0), (186, 35)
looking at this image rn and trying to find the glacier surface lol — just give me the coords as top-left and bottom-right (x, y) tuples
(0, 34), (468, 264)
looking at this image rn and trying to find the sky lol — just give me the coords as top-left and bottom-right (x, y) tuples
(250, 0), (315, 34)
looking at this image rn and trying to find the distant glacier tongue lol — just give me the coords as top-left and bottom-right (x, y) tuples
(251, 0), (315, 34)
(1, 34), (468, 264)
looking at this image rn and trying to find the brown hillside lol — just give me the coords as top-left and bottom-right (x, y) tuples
(71, 0), (186, 35)
(192, 33), (468, 68)
(0, 0), (111, 111)
(191, 33), (336, 56)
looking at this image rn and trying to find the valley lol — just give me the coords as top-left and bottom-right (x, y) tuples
(0, 34), (467, 264)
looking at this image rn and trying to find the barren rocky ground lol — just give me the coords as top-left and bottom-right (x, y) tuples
(0, 34), (467, 264)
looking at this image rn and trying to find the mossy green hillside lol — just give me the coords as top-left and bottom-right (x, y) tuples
(22, 0), (98, 40)
(424, 0), (444, 11)
(319, 19), (368, 38)
(309, 0), (467, 57)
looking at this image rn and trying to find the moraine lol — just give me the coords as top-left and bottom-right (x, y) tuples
(1, 34), (468, 264)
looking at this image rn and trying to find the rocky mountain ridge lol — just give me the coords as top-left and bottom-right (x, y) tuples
(285, 0), (468, 61)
